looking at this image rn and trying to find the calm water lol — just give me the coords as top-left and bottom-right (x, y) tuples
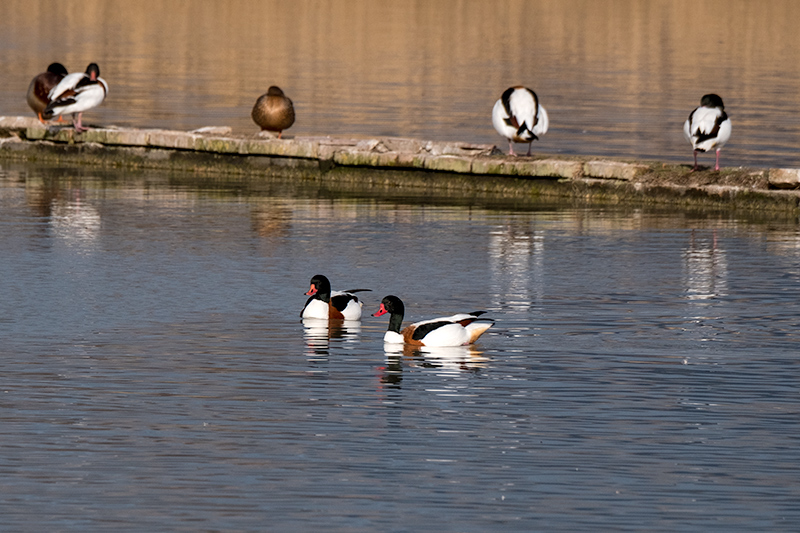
(1, 162), (799, 530)
(2, 0), (800, 168)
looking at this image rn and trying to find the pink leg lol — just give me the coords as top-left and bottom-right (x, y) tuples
(526, 143), (532, 156)
(73, 112), (87, 133)
(508, 141), (516, 156)
(715, 149), (721, 171)
(691, 150), (699, 172)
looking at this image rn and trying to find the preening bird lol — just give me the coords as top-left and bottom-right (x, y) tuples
(301, 274), (370, 320)
(27, 62), (68, 122)
(45, 62), (108, 133)
(492, 86), (549, 156)
(372, 295), (494, 347)
(683, 93), (732, 171)
(251, 86), (295, 138)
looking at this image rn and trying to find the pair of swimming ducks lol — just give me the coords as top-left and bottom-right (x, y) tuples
(301, 275), (494, 348)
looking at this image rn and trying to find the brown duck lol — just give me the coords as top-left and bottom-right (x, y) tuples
(251, 86), (295, 138)
(27, 62), (68, 122)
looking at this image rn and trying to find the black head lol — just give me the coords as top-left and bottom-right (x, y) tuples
(85, 63), (101, 79)
(373, 295), (404, 317)
(267, 86), (285, 97)
(306, 274), (331, 296)
(47, 63), (68, 76)
(700, 94), (724, 109)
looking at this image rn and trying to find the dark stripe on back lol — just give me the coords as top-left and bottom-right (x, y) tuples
(45, 97), (77, 113)
(524, 87), (539, 128)
(75, 76), (96, 89)
(411, 320), (449, 341)
(331, 293), (356, 312)
(695, 110), (728, 145)
(501, 87), (539, 137)
(500, 87), (515, 117)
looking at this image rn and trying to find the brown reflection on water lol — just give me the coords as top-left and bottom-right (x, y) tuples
(250, 201), (292, 239)
(2, 1), (800, 166)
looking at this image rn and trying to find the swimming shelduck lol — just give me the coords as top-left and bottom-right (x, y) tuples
(252, 86), (295, 138)
(683, 94), (732, 171)
(45, 62), (108, 133)
(301, 274), (370, 320)
(372, 295), (494, 347)
(492, 86), (549, 156)
(27, 62), (68, 123)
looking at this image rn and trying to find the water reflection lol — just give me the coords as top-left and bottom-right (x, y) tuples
(22, 177), (102, 247)
(49, 200), (101, 245)
(489, 223), (544, 312)
(250, 201), (291, 239)
(2, 169), (800, 531)
(683, 230), (728, 301)
(302, 317), (361, 357)
(380, 343), (489, 388)
(765, 226), (800, 261)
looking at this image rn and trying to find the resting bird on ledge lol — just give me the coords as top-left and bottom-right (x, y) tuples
(683, 93), (732, 171)
(252, 86), (295, 138)
(45, 63), (108, 133)
(492, 86), (549, 156)
(26, 62), (68, 123)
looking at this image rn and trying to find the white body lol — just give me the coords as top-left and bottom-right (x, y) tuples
(383, 331), (405, 343)
(492, 89), (549, 143)
(683, 106), (731, 152)
(384, 314), (493, 347)
(48, 72), (108, 116)
(301, 291), (363, 320)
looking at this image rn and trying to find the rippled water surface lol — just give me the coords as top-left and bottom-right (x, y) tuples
(2, 0), (800, 168)
(1, 163), (799, 530)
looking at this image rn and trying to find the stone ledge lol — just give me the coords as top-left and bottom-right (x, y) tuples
(769, 168), (800, 189)
(2, 116), (800, 211)
(584, 160), (650, 181)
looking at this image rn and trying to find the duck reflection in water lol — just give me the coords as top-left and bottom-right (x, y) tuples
(250, 202), (291, 238)
(489, 223), (544, 312)
(379, 343), (489, 389)
(302, 317), (361, 357)
(683, 229), (728, 301)
(681, 230), (729, 359)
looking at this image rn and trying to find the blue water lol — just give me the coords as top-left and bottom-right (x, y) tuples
(1, 164), (799, 531)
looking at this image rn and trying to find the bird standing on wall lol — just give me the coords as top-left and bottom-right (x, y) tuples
(372, 295), (494, 347)
(683, 94), (732, 171)
(45, 63), (108, 133)
(27, 62), (68, 123)
(252, 86), (295, 138)
(492, 86), (549, 156)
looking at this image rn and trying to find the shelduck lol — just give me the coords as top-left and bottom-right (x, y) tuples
(492, 86), (549, 156)
(45, 62), (108, 133)
(301, 274), (370, 320)
(26, 62), (68, 122)
(251, 86), (295, 138)
(372, 295), (494, 347)
(683, 94), (732, 171)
